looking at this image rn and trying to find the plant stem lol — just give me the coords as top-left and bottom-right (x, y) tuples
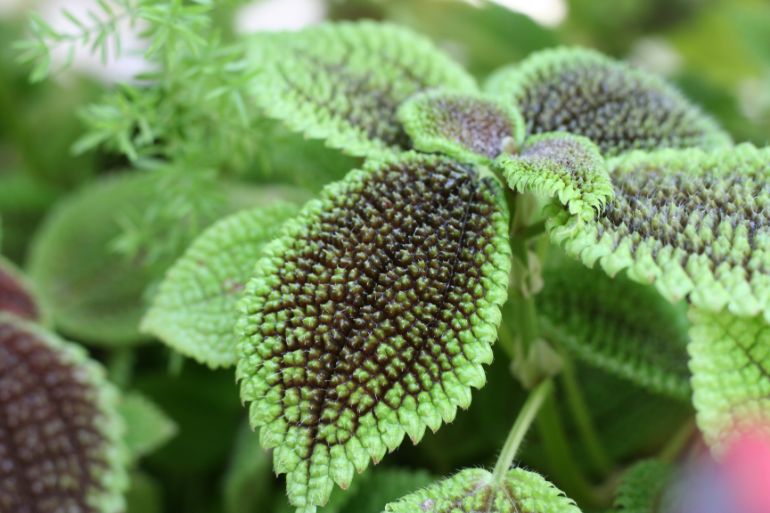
(560, 357), (613, 476)
(492, 379), (553, 484)
(658, 418), (696, 463)
(108, 347), (135, 388)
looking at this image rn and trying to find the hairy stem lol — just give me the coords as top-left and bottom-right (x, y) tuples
(492, 379), (553, 484)
(560, 357), (614, 476)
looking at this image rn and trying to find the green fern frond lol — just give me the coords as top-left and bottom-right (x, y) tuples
(689, 308), (770, 454)
(0, 314), (129, 512)
(538, 257), (691, 400)
(398, 90), (524, 164)
(384, 468), (582, 513)
(142, 202), (301, 368)
(612, 460), (673, 513)
(236, 153), (511, 512)
(495, 132), (613, 219)
(548, 144), (770, 321)
(486, 47), (731, 156)
(246, 21), (477, 158)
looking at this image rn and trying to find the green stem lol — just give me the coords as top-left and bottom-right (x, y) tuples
(658, 418), (696, 463)
(108, 348), (135, 388)
(560, 357), (613, 476)
(492, 379), (553, 484)
(536, 395), (609, 508)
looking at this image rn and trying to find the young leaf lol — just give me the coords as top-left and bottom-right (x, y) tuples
(142, 203), (300, 368)
(495, 132), (613, 219)
(247, 22), (477, 158)
(486, 47), (731, 156)
(236, 153), (512, 512)
(689, 308), (770, 454)
(118, 392), (177, 462)
(0, 256), (43, 322)
(538, 257), (691, 400)
(0, 314), (128, 512)
(397, 90), (524, 163)
(384, 467), (581, 513)
(612, 460), (673, 513)
(549, 145), (770, 321)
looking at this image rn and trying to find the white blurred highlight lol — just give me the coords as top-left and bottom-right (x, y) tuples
(234, 0), (326, 34)
(487, 0), (567, 27)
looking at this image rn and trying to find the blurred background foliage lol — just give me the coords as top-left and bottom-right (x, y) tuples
(0, 0), (768, 512)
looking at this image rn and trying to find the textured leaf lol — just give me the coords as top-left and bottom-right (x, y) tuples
(236, 153), (511, 512)
(538, 257), (691, 400)
(384, 467), (581, 513)
(118, 392), (177, 462)
(0, 314), (128, 512)
(142, 203), (300, 368)
(398, 90), (524, 163)
(486, 47), (731, 156)
(689, 308), (770, 454)
(549, 145), (770, 321)
(496, 132), (613, 219)
(223, 423), (274, 513)
(247, 21), (477, 158)
(612, 460), (673, 513)
(0, 256), (43, 322)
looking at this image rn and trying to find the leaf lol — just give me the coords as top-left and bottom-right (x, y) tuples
(397, 90), (524, 163)
(223, 423), (274, 513)
(339, 468), (435, 513)
(486, 47), (731, 156)
(495, 132), (613, 219)
(236, 153), (512, 512)
(142, 203), (300, 368)
(118, 392), (177, 462)
(247, 21), (477, 158)
(0, 314), (128, 512)
(548, 144), (770, 321)
(384, 467), (581, 513)
(538, 256), (691, 400)
(0, 256), (44, 322)
(126, 471), (163, 513)
(612, 460), (673, 513)
(27, 173), (165, 346)
(688, 308), (770, 454)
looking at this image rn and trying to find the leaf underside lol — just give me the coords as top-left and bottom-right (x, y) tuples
(398, 90), (524, 163)
(549, 145), (770, 321)
(236, 153), (511, 512)
(142, 203), (300, 368)
(538, 257), (691, 400)
(689, 308), (770, 454)
(0, 256), (41, 322)
(247, 21), (478, 158)
(0, 314), (127, 513)
(486, 47), (731, 156)
(384, 468), (582, 513)
(496, 132), (613, 219)
(612, 460), (673, 513)
(118, 392), (177, 462)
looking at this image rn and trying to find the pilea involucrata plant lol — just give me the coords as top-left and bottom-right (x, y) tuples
(7, 4), (770, 513)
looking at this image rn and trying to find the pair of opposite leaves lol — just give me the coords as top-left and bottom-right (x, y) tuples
(140, 22), (770, 513)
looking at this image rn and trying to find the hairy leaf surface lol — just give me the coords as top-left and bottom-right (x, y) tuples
(549, 145), (770, 320)
(118, 392), (177, 462)
(384, 468), (581, 513)
(0, 314), (127, 512)
(247, 22), (477, 158)
(496, 132), (612, 219)
(142, 203), (300, 367)
(689, 308), (770, 453)
(486, 47), (731, 156)
(0, 256), (42, 321)
(538, 257), (691, 400)
(612, 460), (673, 513)
(237, 153), (511, 512)
(398, 91), (524, 163)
